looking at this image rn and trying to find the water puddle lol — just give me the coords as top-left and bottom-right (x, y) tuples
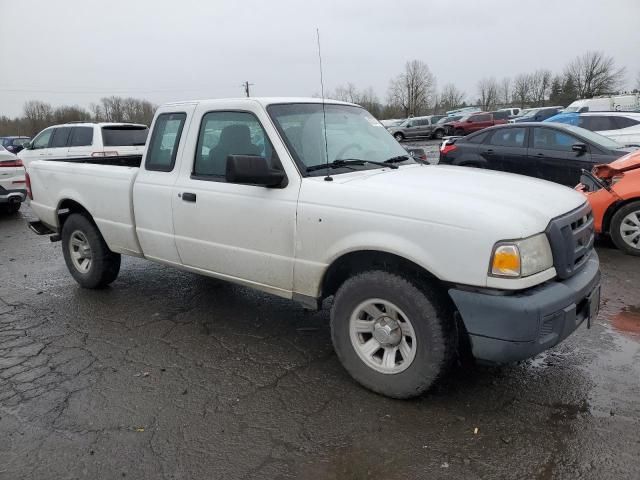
(609, 305), (640, 340)
(584, 302), (640, 419)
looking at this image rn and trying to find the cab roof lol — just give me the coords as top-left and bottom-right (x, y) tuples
(160, 97), (359, 108)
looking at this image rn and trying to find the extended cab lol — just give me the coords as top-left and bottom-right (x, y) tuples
(25, 98), (601, 398)
(443, 112), (508, 136)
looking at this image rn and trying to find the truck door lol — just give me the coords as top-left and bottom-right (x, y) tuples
(171, 106), (299, 294)
(133, 106), (196, 264)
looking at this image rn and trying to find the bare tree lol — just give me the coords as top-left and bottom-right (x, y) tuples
(477, 77), (499, 111)
(52, 105), (91, 124)
(23, 100), (53, 135)
(439, 83), (465, 111)
(565, 51), (625, 98)
(498, 77), (511, 107)
(530, 69), (552, 106)
(512, 73), (532, 108)
(387, 60), (436, 117)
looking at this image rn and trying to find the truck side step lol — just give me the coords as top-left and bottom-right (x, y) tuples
(28, 220), (55, 236)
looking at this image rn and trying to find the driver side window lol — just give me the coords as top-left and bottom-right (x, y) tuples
(32, 129), (53, 149)
(193, 111), (280, 179)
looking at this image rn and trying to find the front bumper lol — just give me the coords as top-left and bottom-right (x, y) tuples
(0, 186), (26, 204)
(449, 251), (600, 364)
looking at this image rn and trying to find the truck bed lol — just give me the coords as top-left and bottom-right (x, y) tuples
(27, 159), (143, 256)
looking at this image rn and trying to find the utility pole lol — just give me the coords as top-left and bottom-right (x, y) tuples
(242, 81), (254, 97)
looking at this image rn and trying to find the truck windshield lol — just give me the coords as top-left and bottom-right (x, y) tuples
(102, 126), (149, 147)
(268, 103), (413, 176)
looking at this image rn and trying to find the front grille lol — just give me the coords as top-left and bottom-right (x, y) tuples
(545, 203), (595, 280)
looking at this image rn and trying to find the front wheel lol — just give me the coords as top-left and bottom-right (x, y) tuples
(433, 129), (444, 140)
(330, 270), (453, 398)
(454, 128), (465, 136)
(61, 213), (121, 288)
(393, 132), (404, 142)
(610, 201), (640, 256)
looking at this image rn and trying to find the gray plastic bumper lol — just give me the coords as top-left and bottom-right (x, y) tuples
(449, 251), (600, 364)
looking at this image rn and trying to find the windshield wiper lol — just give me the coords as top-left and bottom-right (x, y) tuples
(306, 158), (398, 172)
(386, 154), (429, 166)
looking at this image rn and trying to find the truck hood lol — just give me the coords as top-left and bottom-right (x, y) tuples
(330, 164), (586, 238)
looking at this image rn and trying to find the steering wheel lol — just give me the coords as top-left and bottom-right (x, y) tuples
(335, 143), (362, 160)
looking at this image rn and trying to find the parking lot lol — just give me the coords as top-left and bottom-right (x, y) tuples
(0, 206), (637, 479)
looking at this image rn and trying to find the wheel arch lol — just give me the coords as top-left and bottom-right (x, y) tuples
(320, 250), (446, 301)
(56, 198), (96, 230)
(602, 197), (640, 234)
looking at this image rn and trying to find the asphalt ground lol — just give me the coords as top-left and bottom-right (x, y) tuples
(0, 204), (638, 479)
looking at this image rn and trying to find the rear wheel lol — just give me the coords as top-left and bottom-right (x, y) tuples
(61, 214), (121, 288)
(330, 270), (453, 399)
(393, 132), (405, 142)
(610, 201), (640, 256)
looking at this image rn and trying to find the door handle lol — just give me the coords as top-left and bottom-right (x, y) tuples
(486, 149), (494, 155)
(181, 192), (197, 202)
(535, 153), (545, 157)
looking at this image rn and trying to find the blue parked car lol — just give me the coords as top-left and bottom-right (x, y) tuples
(544, 112), (580, 125)
(510, 106), (564, 123)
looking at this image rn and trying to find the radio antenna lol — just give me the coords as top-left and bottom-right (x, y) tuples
(316, 28), (332, 182)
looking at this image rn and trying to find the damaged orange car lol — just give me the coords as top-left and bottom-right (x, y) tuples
(577, 150), (640, 255)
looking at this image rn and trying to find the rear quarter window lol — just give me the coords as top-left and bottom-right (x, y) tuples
(466, 131), (490, 143)
(102, 126), (149, 147)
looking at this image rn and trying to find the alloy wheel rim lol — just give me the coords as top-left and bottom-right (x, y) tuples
(620, 210), (640, 249)
(69, 230), (93, 273)
(349, 299), (417, 374)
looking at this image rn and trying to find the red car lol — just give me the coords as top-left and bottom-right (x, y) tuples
(443, 112), (509, 136)
(577, 150), (640, 255)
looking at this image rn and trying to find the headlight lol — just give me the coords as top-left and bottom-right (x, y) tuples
(490, 233), (553, 278)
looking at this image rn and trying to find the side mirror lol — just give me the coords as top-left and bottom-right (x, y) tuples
(226, 155), (286, 188)
(572, 143), (587, 154)
(466, 119), (473, 123)
(406, 123), (413, 128)
(23, 142), (32, 150)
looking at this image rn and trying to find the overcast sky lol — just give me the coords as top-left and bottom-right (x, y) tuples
(1, 0), (639, 117)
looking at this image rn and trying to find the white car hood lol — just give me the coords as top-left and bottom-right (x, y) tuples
(322, 164), (586, 239)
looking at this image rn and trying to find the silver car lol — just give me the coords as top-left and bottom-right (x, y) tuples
(387, 115), (446, 141)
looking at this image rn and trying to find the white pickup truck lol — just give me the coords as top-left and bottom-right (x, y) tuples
(25, 97), (601, 398)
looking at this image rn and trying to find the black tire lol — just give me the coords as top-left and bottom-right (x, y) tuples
(433, 129), (444, 140)
(2, 202), (21, 214)
(610, 201), (640, 256)
(454, 128), (465, 136)
(393, 132), (404, 142)
(61, 213), (121, 288)
(330, 270), (454, 399)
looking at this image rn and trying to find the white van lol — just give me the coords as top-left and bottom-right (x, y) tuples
(19, 122), (149, 166)
(565, 94), (640, 113)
